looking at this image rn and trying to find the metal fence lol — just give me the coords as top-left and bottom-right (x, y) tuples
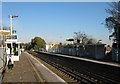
(48, 44), (105, 59)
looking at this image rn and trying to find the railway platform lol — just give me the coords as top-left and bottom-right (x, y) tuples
(2, 52), (67, 83)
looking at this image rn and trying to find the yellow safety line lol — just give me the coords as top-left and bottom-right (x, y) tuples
(26, 54), (44, 84)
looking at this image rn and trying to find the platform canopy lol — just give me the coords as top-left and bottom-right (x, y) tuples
(66, 38), (74, 41)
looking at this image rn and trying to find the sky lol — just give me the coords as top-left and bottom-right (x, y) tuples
(2, 2), (113, 45)
(0, 2), (1, 25)
(1, 0), (114, 2)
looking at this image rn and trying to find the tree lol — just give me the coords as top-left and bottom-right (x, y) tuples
(73, 31), (97, 45)
(74, 32), (88, 44)
(24, 42), (32, 50)
(105, 1), (120, 61)
(31, 36), (46, 50)
(105, 1), (120, 47)
(87, 38), (98, 44)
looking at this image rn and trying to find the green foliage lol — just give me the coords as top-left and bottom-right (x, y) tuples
(24, 36), (46, 50)
(31, 36), (46, 50)
(24, 43), (32, 50)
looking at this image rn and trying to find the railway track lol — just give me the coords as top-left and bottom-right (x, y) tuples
(29, 51), (120, 84)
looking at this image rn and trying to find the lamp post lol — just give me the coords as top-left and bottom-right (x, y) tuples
(9, 15), (18, 36)
(9, 15), (18, 55)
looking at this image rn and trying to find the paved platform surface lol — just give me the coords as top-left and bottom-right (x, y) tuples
(3, 52), (39, 82)
(26, 52), (67, 84)
(2, 52), (67, 84)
